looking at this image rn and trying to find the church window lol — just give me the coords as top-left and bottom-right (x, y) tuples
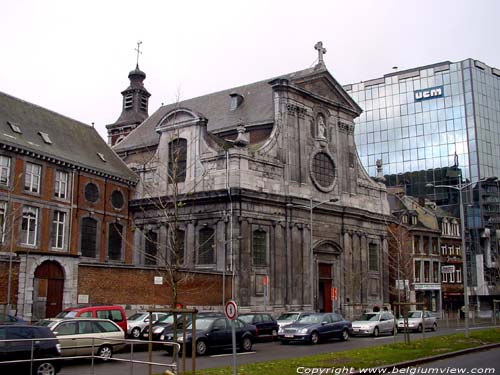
(24, 162), (41, 193)
(111, 190), (125, 210)
(108, 222), (123, 261)
(252, 230), (268, 267)
(145, 230), (158, 265)
(21, 205), (39, 246)
(84, 182), (99, 203)
(168, 139), (187, 184)
(124, 94), (133, 109)
(312, 152), (335, 188)
(368, 243), (379, 271)
(81, 217), (98, 257)
(0, 155), (11, 186)
(198, 227), (215, 265)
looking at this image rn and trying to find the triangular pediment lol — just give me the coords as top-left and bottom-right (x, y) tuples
(291, 70), (362, 115)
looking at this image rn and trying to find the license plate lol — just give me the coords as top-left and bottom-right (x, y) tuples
(284, 334), (294, 338)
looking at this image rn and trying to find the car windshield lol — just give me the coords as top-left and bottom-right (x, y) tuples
(128, 313), (146, 321)
(359, 313), (380, 321)
(56, 310), (77, 318)
(34, 320), (57, 327)
(297, 314), (324, 324)
(277, 313), (299, 321)
(186, 318), (216, 330)
(239, 315), (254, 324)
(407, 311), (422, 318)
(157, 314), (174, 323)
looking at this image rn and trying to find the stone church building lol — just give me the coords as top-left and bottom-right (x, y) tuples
(111, 44), (391, 316)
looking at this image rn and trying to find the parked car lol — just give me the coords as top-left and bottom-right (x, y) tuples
(127, 312), (169, 339)
(161, 316), (256, 356)
(276, 311), (313, 329)
(56, 305), (127, 332)
(238, 313), (279, 341)
(397, 310), (438, 333)
(278, 312), (352, 344)
(142, 311), (222, 342)
(0, 313), (28, 325)
(351, 311), (395, 337)
(0, 324), (62, 374)
(37, 318), (126, 360)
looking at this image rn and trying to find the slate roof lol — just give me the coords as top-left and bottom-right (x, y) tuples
(114, 65), (356, 153)
(0, 91), (137, 184)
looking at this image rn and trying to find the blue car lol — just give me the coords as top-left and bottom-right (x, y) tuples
(278, 312), (352, 344)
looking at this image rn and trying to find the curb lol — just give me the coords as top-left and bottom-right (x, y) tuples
(359, 343), (500, 373)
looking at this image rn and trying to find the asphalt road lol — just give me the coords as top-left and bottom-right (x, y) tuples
(419, 347), (500, 371)
(58, 324), (499, 375)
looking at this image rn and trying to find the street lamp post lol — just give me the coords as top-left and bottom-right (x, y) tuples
(287, 197), (339, 311)
(426, 179), (476, 338)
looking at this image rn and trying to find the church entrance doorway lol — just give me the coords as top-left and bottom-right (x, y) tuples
(34, 261), (64, 319)
(318, 263), (333, 312)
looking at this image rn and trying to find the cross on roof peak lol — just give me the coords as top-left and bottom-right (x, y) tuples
(314, 41), (327, 65)
(134, 41), (143, 68)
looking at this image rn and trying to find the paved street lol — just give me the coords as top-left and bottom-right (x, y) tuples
(420, 347), (500, 371)
(58, 324), (498, 375)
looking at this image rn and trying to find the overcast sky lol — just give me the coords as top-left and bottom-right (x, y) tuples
(2, 0), (499, 142)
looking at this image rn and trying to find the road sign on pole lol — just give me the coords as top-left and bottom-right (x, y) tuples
(225, 300), (238, 320)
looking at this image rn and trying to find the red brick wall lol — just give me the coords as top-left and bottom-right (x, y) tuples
(0, 260), (20, 306)
(78, 265), (232, 307)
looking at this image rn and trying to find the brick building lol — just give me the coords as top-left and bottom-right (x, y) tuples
(0, 92), (138, 320)
(111, 43), (392, 317)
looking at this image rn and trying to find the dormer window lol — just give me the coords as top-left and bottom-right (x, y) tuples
(7, 121), (22, 134)
(38, 132), (52, 144)
(97, 152), (107, 162)
(229, 93), (244, 111)
(124, 94), (133, 110)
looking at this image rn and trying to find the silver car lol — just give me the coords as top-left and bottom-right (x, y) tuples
(127, 312), (169, 339)
(397, 310), (438, 333)
(351, 312), (395, 337)
(276, 312), (313, 329)
(37, 318), (125, 360)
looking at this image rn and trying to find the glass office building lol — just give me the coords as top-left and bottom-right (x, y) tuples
(345, 59), (500, 308)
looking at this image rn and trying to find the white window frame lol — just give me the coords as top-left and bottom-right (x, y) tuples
(442, 271), (448, 283)
(456, 269), (462, 283)
(54, 170), (69, 199)
(25, 162), (41, 193)
(51, 210), (67, 250)
(21, 206), (39, 246)
(0, 201), (6, 244)
(0, 155), (11, 186)
(441, 245), (447, 255)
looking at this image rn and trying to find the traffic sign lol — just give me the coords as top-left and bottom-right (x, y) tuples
(225, 300), (238, 320)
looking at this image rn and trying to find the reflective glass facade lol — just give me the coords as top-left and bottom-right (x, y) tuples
(346, 59), (500, 184)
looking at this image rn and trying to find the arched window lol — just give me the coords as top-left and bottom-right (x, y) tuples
(81, 217), (98, 257)
(198, 227), (215, 265)
(168, 138), (187, 183)
(108, 223), (123, 261)
(252, 230), (267, 267)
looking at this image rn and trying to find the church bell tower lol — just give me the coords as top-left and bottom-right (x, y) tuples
(106, 42), (151, 146)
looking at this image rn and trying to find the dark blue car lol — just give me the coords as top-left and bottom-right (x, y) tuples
(277, 312), (352, 344)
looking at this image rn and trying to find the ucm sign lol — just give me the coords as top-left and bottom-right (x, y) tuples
(414, 85), (444, 101)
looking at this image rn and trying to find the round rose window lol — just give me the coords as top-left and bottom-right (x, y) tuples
(312, 152), (336, 188)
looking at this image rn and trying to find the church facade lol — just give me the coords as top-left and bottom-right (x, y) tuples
(112, 44), (392, 316)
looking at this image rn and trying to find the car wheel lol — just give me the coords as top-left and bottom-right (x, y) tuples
(373, 327), (379, 337)
(432, 323), (437, 331)
(341, 329), (349, 341)
(241, 336), (253, 352)
(310, 331), (320, 344)
(131, 327), (141, 339)
(34, 361), (56, 375)
(98, 344), (113, 360)
(417, 324), (423, 333)
(196, 339), (208, 356)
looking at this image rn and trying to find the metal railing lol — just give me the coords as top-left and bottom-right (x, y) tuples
(0, 336), (180, 375)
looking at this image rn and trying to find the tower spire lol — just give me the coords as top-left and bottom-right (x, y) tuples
(134, 41), (142, 68)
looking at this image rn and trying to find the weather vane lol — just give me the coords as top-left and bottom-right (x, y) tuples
(134, 41), (143, 67)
